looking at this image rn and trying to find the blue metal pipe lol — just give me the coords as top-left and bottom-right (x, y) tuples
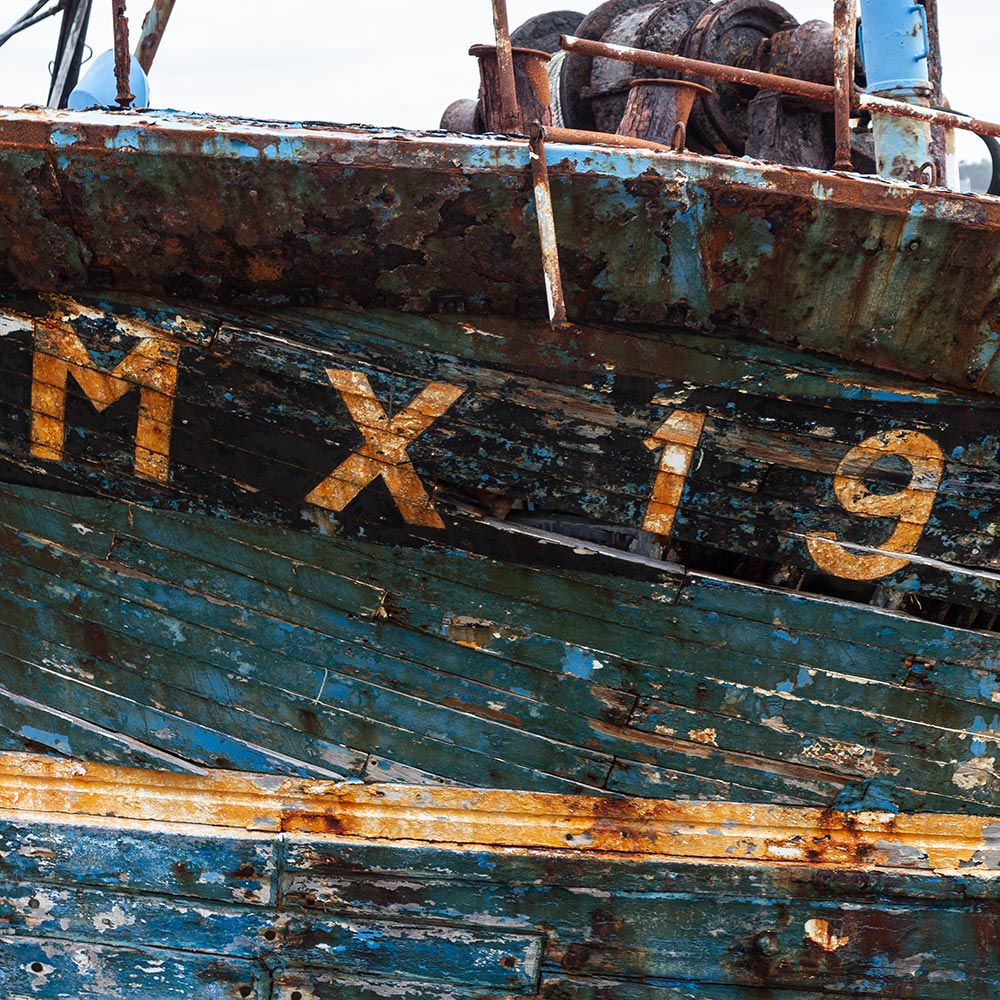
(859, 0), (935, 182)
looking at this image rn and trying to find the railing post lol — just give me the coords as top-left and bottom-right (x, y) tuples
(111, 0), (134, 108)
(832, 0), (857, 171)
(528, 124), (569, 331)
(491, 0), (521, 133)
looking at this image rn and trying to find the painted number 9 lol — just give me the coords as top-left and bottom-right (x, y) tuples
(806, 430), (945, 581)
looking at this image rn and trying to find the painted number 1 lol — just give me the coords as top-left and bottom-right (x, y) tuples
(642, 410), (706, 538)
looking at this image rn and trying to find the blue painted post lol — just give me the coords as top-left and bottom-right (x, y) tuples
(859, 0), (934, 182)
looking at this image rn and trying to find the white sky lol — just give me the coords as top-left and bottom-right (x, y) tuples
(0, 1), (994, 161)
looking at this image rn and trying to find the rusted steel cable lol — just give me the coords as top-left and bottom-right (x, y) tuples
(492, 0), (521, 134)
(832, 0), (857, 171)
(560, 33), (1000, 143)
(111, 0), (133, 107)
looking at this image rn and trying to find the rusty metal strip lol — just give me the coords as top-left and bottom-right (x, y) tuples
(134, 0), (175, 74)
(560, 33), (1000, 143)
(491, 0), (520, 134)
(528, 124), (568, 330)
(832, 0), (856, 172)
(1, 751), (998, 873)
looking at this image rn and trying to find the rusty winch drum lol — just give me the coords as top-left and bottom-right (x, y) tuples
(617, 78), (713, 149)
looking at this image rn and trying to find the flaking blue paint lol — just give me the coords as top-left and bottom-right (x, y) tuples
(18, 726), (71, 755)
(667, 200), (710, 323)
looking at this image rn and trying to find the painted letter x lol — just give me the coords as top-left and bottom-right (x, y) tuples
(306, 370), (464, 529)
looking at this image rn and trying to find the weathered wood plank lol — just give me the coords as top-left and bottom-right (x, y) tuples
(1, 296), (999, 618)
(0, 478), (994, 807)
(0, 882), (543, 990)
(2, 752), (999, 997)
(0, 935), (263, 999)
(0, 814), (276, 904)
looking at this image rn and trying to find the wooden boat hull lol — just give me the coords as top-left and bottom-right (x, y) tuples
(1, 107), (999, 997)
(2, 752), (999, 999)
(0, 293), (995, 812)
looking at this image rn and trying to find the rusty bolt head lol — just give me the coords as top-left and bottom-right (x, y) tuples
(753, 931), (780, 955)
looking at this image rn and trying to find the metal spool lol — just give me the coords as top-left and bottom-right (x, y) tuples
(588, 4), (662, 133)
(680, 0), (797, 154)
(510, 10), (586, 53)
(511, 10), (587, 128)
(560, 0), (651, 129)
(569, 0), (711, 134)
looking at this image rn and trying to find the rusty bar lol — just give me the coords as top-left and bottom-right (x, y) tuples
(537, 124), (672, 152)
(491, 0), (520, 134)
(920, 0), (942, 102)
(528, 123), (568, 331)
(111, 0), (133, 108)
(560, 34), (838, 104)
(832, 0), (857, 171)
(858, 95), (1000, 141)
(561, 33), (1000, 143)
(134, 0), (175, 74)
(919, 0), (948, 183)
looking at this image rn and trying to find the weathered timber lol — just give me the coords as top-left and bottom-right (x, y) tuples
(2, 109), (1000, 395)
(0, 474), (996, 810)
(1, 753), (1000, 998)
(0, 296), (998, 615)
(0, 291), (995, 805)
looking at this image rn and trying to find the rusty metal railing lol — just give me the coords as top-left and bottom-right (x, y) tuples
(557, 33), (1000, 144)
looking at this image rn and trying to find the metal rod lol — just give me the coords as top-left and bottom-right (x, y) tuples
(561, 33), (1000, 143)
(47, 0), (91, 107)
(0, 1), (57, 50)
(859, 97), (1000, 141)
(491, 0), (521, 133)
(919, 0), (947, 182)
(134, 0), (175, 73)
(832, 0), (857, 171)
(528, 124), (568, 331)
(536, 125), (672, 153)
(111, 0), (133, 107)
(560, 34), (838, 104)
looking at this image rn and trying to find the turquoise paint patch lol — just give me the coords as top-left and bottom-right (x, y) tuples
(49, 129), (80, 148)
(668, 200), (709, 323)
(561, 647), (594, 680)
(969, 715), (1000, 758)
(105, 128), (143, 151)
(18, 726), (71, 755)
